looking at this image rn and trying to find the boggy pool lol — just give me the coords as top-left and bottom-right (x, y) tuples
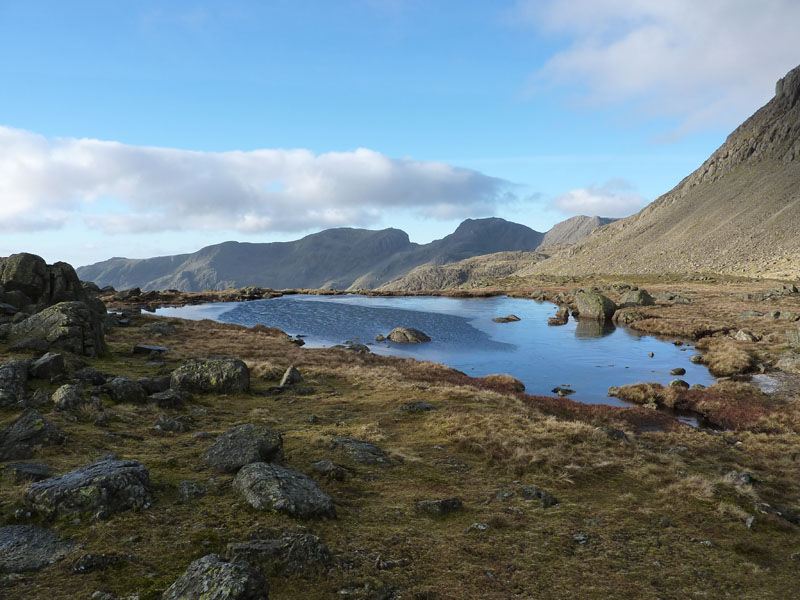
(156, 294), (715, 408)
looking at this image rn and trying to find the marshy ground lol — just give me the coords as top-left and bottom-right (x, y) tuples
(2, 276), (800, 599)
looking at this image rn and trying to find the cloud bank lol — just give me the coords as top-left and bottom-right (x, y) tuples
(0, 126), (517, 234)
(518, 0), (800, 136)
(551, 179), (645, 217)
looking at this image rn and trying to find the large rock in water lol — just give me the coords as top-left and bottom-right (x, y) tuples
(575, 291), (618, 322)
(161, 554), (269, 600)
(234, 463), (336, 519)
(204, 424), (284, 473)
(171, 357), (250, 394)
(23, 459), (152, 520)
(9, 301), (106, 357)
(0, 525), (75, 573)
(0, 409), (66, 461)
(0, 359), (29, 407)
(387, 327), (431, 343)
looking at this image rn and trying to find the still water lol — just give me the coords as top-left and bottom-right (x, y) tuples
(156, 294), (715, 407)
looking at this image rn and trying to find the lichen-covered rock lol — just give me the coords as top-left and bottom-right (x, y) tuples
(0, 409), (66, 460)
(234, 463), (336, 519)
(226, 531), (331, 576)
(205, 424), (284, 473)
(387, 327), (431, 343)
(29, 352), (65, 380)
(10, 301), (106, 357)
(0, 253), (88, 311)
(0, 525), (75, 573)
(52, 384), (87, 411)
(0, 358), (29, 406)
(154, 413), (194, 433)
(620, 288), (655, 306)
(161, 554), (269, 600)
(331, 437), (393, 466)
(23, 459), (152, 520)
(575, 291), (618, 321)
(519, 485), (558, 508)
(171, 357), (250, 394)
(104, 376), (148, 404)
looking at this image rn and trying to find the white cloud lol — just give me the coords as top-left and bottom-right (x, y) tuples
(0, 126), (519, 234)
(551, 179), (645, 217)
(517, 0), (800, 137)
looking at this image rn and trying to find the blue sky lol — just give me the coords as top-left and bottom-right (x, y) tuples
(1, 0), (798, 267)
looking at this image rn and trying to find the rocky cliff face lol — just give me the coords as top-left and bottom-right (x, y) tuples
(539, 216), (616, 248)
(523, 64), (800, 279)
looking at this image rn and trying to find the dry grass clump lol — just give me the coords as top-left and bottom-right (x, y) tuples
(695, 337), (756, 376)
(246, 360), (286, 380)
(661, 474), (716, 501)
(481, 373), (526, 393)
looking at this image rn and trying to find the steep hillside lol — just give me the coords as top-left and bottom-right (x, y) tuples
(78, 218), (547, 291)
(522, 64), (800, 279)
(378, 250), (550, 291)
(540, 215), (616, 248)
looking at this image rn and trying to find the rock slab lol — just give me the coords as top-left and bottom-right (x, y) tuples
(234, 463), (336, 519)
(24, 459), (152, 520)
(10, 301), (106, 357)
(0, 525), (74, 573)
(226, 531), (331, 576)
(161, 553), (269, 600)
(575, 291), (618, 322)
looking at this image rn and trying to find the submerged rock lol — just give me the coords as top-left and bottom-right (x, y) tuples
(171, 357), (250, 394)
(492, 314), (521, 323)
(0, 525), (74, 573)
(161, 554), (269, 600)
(24, 459), (152, 520)
(387, 327), (431, 343)
(234, 462), (336, 519)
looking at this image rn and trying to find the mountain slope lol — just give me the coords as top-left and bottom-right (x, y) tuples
(521, 64), (800, 279)
(539, 215), (616, 248)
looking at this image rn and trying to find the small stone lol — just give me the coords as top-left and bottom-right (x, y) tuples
(670, 368), (686, 376)
(572, 532), (590, 545)
(178, 481), (208, 502)
(417, 498), (463, 517)
(204, 424), (284, 473)
(596, 426), (629, 443)
(464, 523), (489, 533)
(519, 485), (558, 508)
(279, 365), (303, 387)
(312, 459), (349, 481)
(670, 379), (690, 389)
(400, 401), (435, 413)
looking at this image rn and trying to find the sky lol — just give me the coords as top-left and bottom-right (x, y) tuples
(1, 0), (798, 268)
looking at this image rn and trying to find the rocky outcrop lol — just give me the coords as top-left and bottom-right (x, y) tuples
(23, 459), (152, 520)
(0, 409), (65, 461)
(0, 359), (29, 406)
(575, 291), (617, 322)
(171, 357), (250, 394)
(539, 215), (617, 248)
(233, 463), (336, 519)
(9, 301), (107, 357)
(204, 424), (284, 473)
(620, 288), (655, 306)
(161, 554), (269, 600)
(0, 525), (75, 573)
(0, 253), (88, 312)
(387, 327), (431, 344)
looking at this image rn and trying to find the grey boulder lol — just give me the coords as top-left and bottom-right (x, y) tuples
(23, 459), (152, 520)
(161, 554), (269, 600)
(575, 291), (618, 322)
(29, 352), (65, 380)
(204, 424), (283, 473)
(0, 409), (66, 460)
(226, 531), (331, 576)
(0, 525), (74, 573)
(105, 376), (148, 404)
(331, 437), (394, 466)
(171, 357), (250, 394)
(52, 384), (87, 411)
(234, 463), (336, 519)
(387, 327), (431, 343)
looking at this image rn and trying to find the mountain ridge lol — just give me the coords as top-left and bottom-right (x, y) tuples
(77, 215), (610, 292)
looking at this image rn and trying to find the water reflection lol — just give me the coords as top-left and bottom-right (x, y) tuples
(574, 320), (616, 338)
